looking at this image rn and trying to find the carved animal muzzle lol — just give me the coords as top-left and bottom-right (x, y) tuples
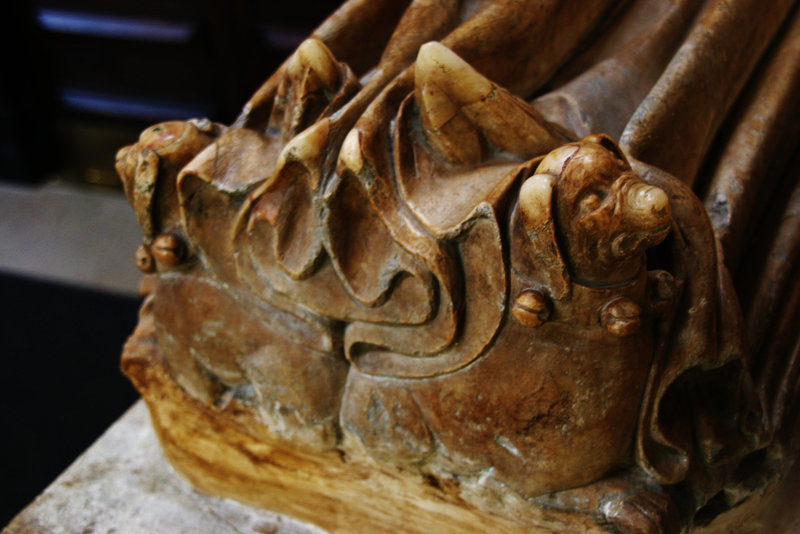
(527, 137), (672, 286)
(611, 173), (671, 259)
(116, 119), (223, 257)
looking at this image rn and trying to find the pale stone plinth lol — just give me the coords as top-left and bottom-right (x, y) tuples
(5, 400), (798, 534)
(2, 402), (324, 534)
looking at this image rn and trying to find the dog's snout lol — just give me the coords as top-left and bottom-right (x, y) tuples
(622, 181), (670, 227)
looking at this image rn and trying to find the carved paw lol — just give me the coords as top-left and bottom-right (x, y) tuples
(603, 490), (680, 534)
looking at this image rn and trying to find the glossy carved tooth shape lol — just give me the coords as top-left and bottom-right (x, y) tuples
(415, 41), (488, 165)
(337, 128), (364, 175)
(269, 38), (351, 144)
(286, 38), (341, 93)
(271, 118), (331, 192)
(415, 42), (568, 165)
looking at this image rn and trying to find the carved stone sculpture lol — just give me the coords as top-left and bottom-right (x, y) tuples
(116, 1), (800, 532)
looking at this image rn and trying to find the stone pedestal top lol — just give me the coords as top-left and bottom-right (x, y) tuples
(2, 402), (323, 534)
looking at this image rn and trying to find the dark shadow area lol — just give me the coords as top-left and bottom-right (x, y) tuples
(0, 273), (141, 527)
(1, 0), (341, 188)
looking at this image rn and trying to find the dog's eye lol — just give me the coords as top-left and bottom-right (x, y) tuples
(578, 191), (605, 212)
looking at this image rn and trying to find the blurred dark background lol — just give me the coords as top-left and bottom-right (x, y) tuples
(0, 0), (339, 526)
(1, 0), (341, 187)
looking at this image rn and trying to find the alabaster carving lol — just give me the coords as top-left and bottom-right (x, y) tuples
(116, 1), (800, 532)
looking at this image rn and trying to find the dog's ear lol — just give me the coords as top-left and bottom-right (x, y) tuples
(131, 150), (160, 243)
(519, 173), (555, 230)
(518, 173), (570, 298)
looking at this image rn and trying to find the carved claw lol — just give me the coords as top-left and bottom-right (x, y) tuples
(286, 38), (341, 94)
(337, 128), (364, 175)
(271, 118), (331, 192)
(414, 42), (567, 165)
(269, 38), (358, 146)
(415, 41), (485, 165)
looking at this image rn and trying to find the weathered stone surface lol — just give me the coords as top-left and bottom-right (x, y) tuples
(2, 402), (321, 534)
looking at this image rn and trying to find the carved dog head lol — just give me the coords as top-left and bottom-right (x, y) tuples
(519, 135), (671, 286)
(115, 119), (223, 243)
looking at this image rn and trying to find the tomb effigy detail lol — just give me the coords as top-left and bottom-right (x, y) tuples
(116, 1), (800, 532)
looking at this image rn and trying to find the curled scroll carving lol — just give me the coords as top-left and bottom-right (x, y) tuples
(116, 1), (800, 532)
